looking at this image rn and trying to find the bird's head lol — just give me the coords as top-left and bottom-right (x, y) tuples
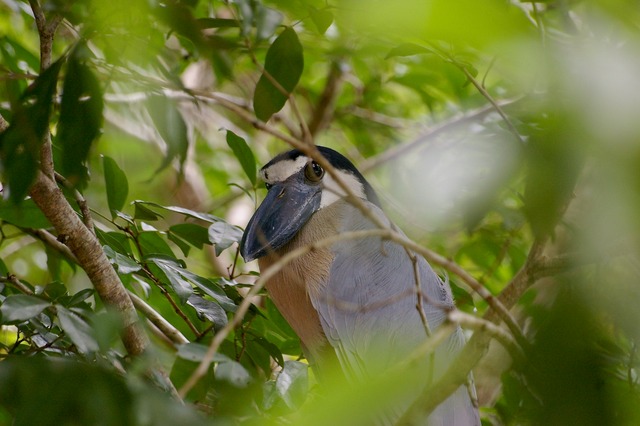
(240, 146), (380, 262)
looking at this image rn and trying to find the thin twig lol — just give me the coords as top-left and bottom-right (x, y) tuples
(358, 97), (523, 173)
(55, 172), (95, 234)
(0, 274), (35, 295)
(308, 61), (345, 136)
(244, 37), (312, 144)
(191, 86), (527, 380)
(141, 265), (202, 340)
(27, 228), (79, 263)
(448, 310), (524, 363)
(128, 290), (189, 346)
(28, 0), (62, 179)
(458, 65), (525, 145)
(179, 229), (401, 397)
(26, 226), (189, 348)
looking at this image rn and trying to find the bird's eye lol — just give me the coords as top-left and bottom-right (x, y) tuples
(304, 161), (324, 182)
(265, 182), (273, 190)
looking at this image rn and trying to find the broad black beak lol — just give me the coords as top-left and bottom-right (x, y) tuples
(240, 180), (321, 262)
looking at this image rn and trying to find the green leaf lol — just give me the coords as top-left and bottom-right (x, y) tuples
(186, 294), (227, 330)
(249, 335), (284, 369)
(309, 7), (333, 34)
(255, 6), (283, 41)
(0, 197), (52, 228)
(253, 27), (304, 122)
(138, 232), (175, 257)
(57, 55), (104, 186)
(102, 156), (129, 219)
(0, 258), (8, 276)
(0, 58), (63, 203)
(208, 222), (244, 256)
(235, 0), (254, 36)
(190, 277), (237, 312)
(196, 18), (239, 29)
(0, 37), (40, 73)
(275, 360), (308, 410)
(134, 203), (163, 221)
(385, 43), (432, 59)
(216, 360), (252, 388)
(104, 246), (141, 274)
(133, 201), (221, 223)
(0, 295), (49, 323)
(167, 232), (192, 257)
(146, 94), (189, 174)
(226, 131), (257, 186)
(176, 343), (229, 362)
(148, 256), (193, 302)
(169, 223), (211, 249)
(96, 229), (133, 256)
(57, 306), (99, 353)
(67, 288), (95, 306)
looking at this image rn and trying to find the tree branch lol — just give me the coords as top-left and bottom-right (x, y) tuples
(396, 238), (551, 424)
(55, 172), (95, 234)
(27, 227), (190, 349)
(29, 172), (149, 356)
(308, 61), (345, 137)
(28, 0), (62, 180)
(128, 290), (189, 346)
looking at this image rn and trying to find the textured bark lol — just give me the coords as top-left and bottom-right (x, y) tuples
(29, 172), (148, 356)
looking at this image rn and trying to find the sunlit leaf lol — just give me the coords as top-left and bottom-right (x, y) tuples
(253, 27), (304, 122)
(0, 295), (49, 323)
(102, 156), (129, 219)
(385, 43), (432, 59)
(226, 131), (257, 186)
(309, 7), (333, 35)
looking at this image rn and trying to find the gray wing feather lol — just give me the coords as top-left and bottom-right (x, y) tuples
(309, 201), (480, 425)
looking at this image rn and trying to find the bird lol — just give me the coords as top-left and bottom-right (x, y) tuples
(240, 146), (480, 425)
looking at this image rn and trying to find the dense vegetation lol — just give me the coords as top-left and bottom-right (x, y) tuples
(0, 0), (639, 424)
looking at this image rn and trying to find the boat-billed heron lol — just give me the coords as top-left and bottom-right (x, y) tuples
(240, 146), (480, 425)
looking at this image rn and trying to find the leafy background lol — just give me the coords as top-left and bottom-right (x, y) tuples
(0, 0), (639, 424)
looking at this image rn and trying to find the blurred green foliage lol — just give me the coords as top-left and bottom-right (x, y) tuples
(0, 0), (639, 424)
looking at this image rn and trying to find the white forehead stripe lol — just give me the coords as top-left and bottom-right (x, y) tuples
(260, 156), (308, 184)
(320, 169), (366, 208)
